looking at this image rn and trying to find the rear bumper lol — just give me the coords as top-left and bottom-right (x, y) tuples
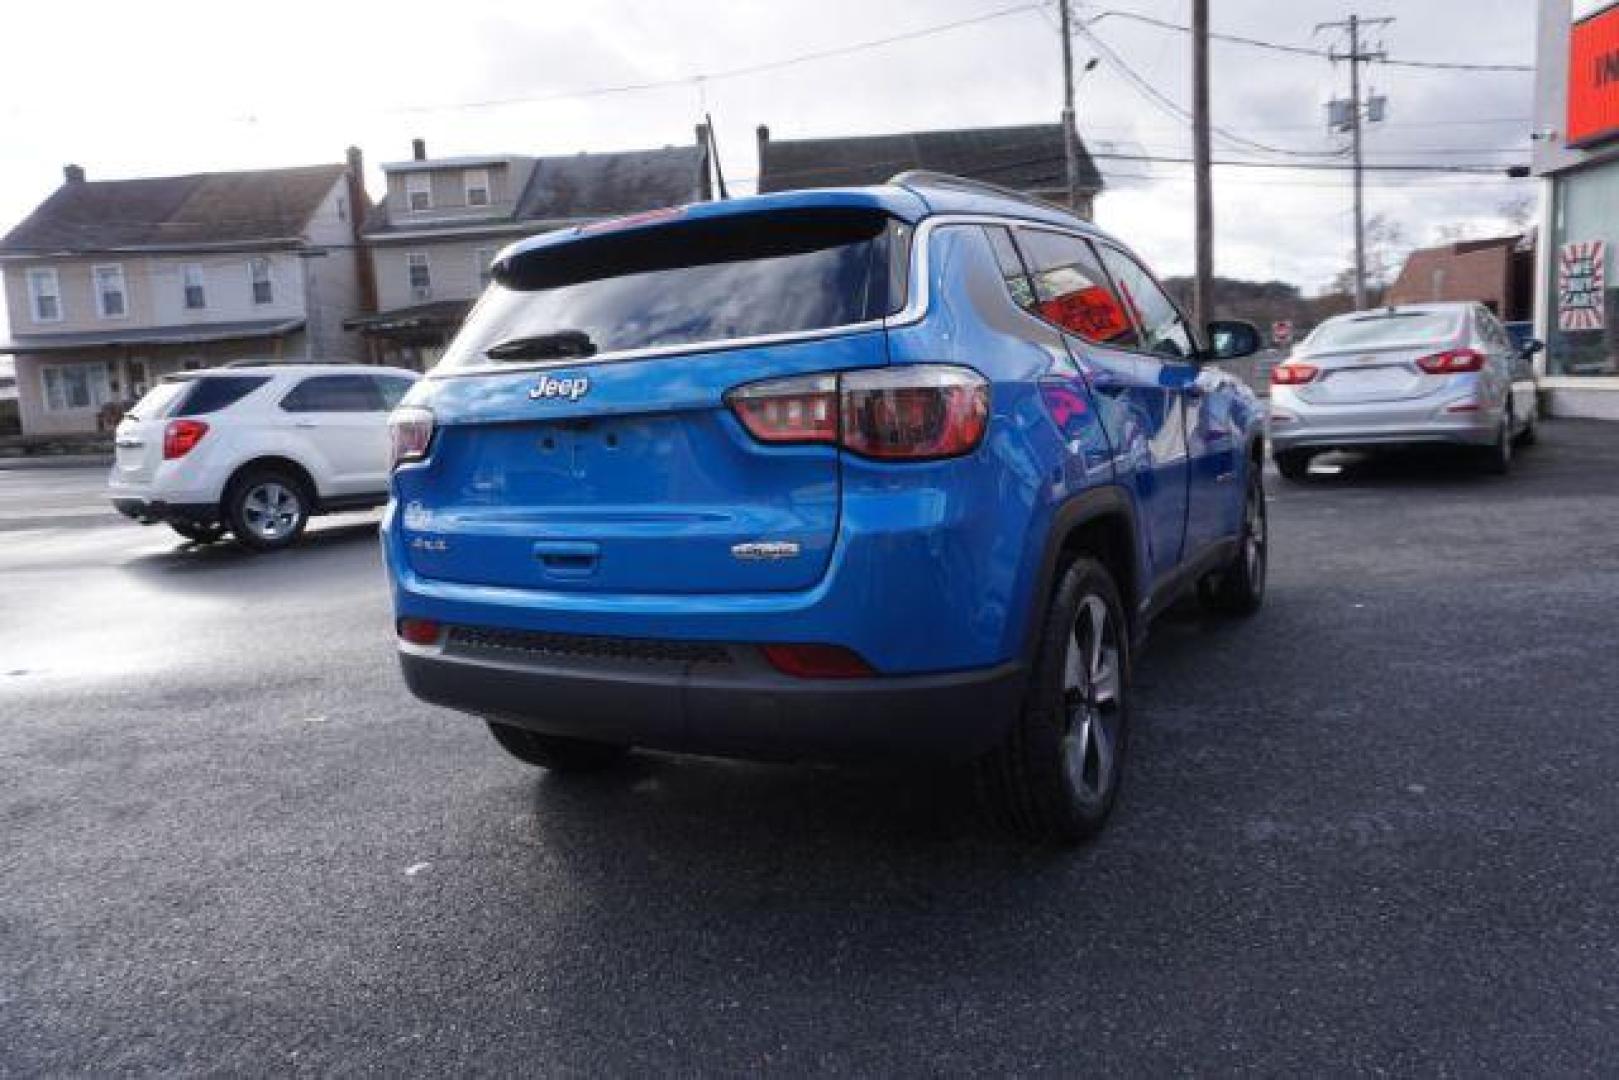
(1268, 396), (1502, 453)
(398, 630), (1026, 762)
(111, 497), (218, 525)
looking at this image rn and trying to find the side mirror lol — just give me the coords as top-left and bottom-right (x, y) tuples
(1205, 319), (1262, 362)
(1520, 339), (1544, 359)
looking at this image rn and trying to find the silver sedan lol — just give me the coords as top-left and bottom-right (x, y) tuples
(1267, 302), (1539, 480)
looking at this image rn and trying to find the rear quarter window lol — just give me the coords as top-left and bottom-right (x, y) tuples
(280, 374), (385, 413)
(173, 376), (270, 416)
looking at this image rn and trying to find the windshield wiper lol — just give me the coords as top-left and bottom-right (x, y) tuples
(485, 330), (598, 362)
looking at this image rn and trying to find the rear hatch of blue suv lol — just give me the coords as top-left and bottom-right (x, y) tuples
(383, 192), (1031, 770)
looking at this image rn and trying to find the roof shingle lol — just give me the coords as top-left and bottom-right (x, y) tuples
(1, 164), (347, 253)
(757, 124), (1102, 195)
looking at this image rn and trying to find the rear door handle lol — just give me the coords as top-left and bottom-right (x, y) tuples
(533, 540), (600, 578)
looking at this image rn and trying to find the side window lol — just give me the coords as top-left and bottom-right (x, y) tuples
(983, 226), (1035, 310)
(1013, 230), (1141, 349)
(280, 374), (384, 413)
(374, 376), (415, 409)
(1095, 245), (1196, 360)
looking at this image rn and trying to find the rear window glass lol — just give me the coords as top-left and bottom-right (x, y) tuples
(126, 381), (188, 421)
(438, 208), (907, 370)
(174, 376), (269, 416)
(281, 374), (384, 413)
(1308, 310), (1462, 350)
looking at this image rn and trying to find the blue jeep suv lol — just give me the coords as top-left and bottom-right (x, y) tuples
(383, 173), (1266, 843)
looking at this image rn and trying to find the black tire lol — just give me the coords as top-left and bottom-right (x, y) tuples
(1513, 413), (1537, 448)
(978, 557), (1131, 845)
(1274, 449), (1312, 482)
(224, 467), (311, 552)
(1199, 465), (1267, 616)
(486, 721), (630, 773)
(1478, 413), (1513, 476)
(169, 520), (226, 544)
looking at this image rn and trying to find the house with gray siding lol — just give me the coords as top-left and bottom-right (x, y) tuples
(347, 134), (711, 369)
(0, 154), (372, 437)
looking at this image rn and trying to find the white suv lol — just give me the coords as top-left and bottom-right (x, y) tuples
(109, 362), (419, 550)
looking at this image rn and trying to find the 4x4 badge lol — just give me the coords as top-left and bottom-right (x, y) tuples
(529, 374), (590, 401)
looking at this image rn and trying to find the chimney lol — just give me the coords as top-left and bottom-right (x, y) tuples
(344, 146), (378, 316)
(63, 164), (86, 184)
(411, 138), (427, 161)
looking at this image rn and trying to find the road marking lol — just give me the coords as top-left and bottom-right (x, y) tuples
(403, 862), (432, 877)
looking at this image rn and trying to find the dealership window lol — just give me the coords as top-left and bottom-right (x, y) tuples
(1547, 159), (1619, 377)
(465, 169), (491, 207)
(41, 363), (112, 412)
(94, 264), (127, 318)
(250, 257), (274, 305)
(407, 174), (432, 212)
(27, 267), (62, 322)
(408, 252), (432, 297)
(183, 264), (207, 310)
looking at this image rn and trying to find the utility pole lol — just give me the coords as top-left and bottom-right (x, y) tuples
(1191, 0), (1213, 330)
(1059, 0), (1081, 215)
(1319, 13), (1392, 310)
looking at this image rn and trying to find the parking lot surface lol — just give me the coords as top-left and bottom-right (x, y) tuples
(3, 422), (1619, 1074)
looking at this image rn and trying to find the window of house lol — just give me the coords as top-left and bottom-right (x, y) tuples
(465, 169), (491, 207)
(183, 264), (207, 310)
(1012, 229), (1140, 350)
(41, 363), (112, 412)
(407, 252), (432, 297)
(26, 267), (62, 322)
(407, 174), (432, 212)
(250, 258), (273, 304)
(475, 247), (496, 290)
(94, 264), (127, 318)
(1094, 244), (1197, 360)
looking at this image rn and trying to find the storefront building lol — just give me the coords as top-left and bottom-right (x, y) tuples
(1533, 0), (1619, 418)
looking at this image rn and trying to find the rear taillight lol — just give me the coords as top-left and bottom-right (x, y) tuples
(726, 365), (989, 461)
(389, 406), (435, 468)
(162, 419), (209, 460)
(1270, 363), (1319, 386)
(1416, 348), (1486, 374)
(760, 644), (875, 679)
(725, 375), (838, 444)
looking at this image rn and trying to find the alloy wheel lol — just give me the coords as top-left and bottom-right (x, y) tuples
(1244, 479), (1267, 589)
(1061, 594), (1124, 810)
(242, 482), (302, 541)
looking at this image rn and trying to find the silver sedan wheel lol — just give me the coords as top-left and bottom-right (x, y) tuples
(241, 481), (302, 541)
(1061, 594), (1123, 810)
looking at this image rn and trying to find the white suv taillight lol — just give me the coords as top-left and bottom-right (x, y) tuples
(389, 406), (435, 468)
(726, 365), (989, 461)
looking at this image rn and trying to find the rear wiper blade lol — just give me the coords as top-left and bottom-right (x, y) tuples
(485, 330), (598, 362)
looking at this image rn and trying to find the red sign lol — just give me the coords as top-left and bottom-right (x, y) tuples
(1036, 286), (1132, 345)
(1271, 320), (1294, 346)
(1569, 4), (1619, 148)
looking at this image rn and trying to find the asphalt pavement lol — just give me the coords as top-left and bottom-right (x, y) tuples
(3, 424), (1619, 1074)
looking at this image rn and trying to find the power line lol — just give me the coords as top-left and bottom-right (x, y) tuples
(1087, 9), (1533, 72)
(379, 2), (1046, 116)
(1072, 19), (1349, 159)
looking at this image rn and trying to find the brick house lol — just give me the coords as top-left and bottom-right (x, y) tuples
(1386, 235), (1536, 321)
(346, 135), (711, 370)
(0, 155), (371, 436)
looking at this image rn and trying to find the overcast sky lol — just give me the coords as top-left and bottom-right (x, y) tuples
(0, 0), (1537, 317)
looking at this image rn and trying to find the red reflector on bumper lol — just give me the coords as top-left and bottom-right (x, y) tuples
(398, 618), (442, 645)
(760, 644), (875, 679)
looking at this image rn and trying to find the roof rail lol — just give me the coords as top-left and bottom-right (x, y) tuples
(218, 358), (360, 368)
(886, 170), (1073, 216)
